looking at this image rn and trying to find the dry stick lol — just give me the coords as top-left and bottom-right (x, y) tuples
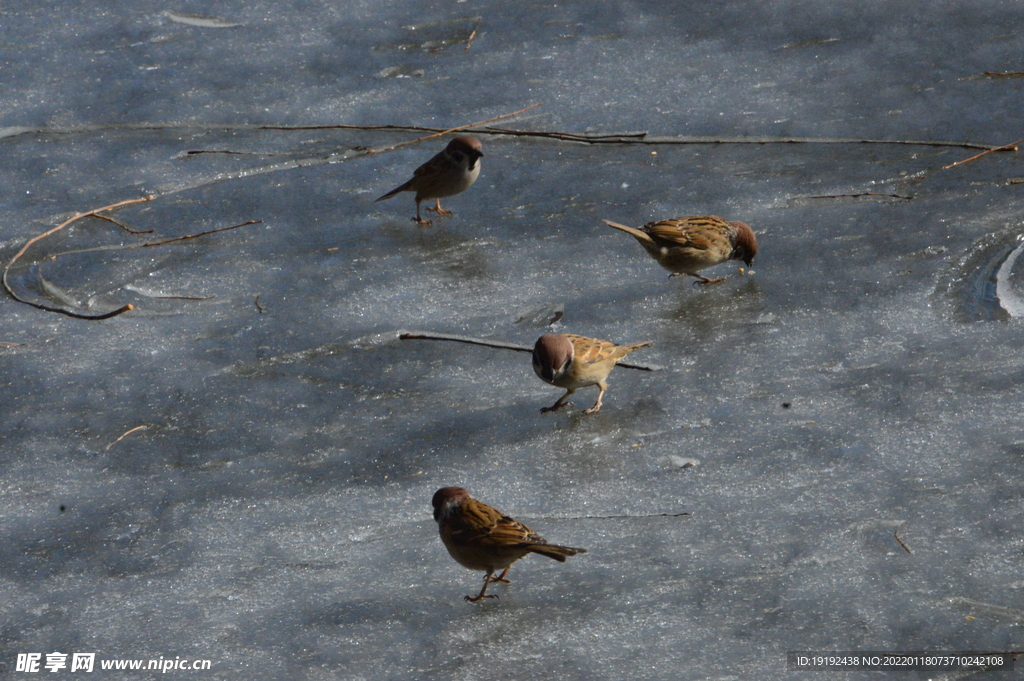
(106, 425), (150, 450)
(186, 149), (256, 155)
(129, 220), (261, 249)
(149, 295), (215, 301)
(941, 136), (1024, 170)
(2, 196), (152, 320)
(894, 521), (912, 554)
(34, 220), (259, 290)
(256, 121), (1006, 151)
(90, 212), (156, 234)
(540, 512), (690, 520)
(984, 71), (1024, 77)
(456, 128), (1010, 150)
(808, 192), (913, 200)
(4, 200), (257, 319)
(465, 18), (481, 52)
(484, 126), (649, 142)
(10, 123), (1008, 153)
(398, 330), (664, 371)
(367, 103), (543, 154)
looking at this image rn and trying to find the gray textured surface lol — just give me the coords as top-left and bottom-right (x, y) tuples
(2, 2), (1023, 679)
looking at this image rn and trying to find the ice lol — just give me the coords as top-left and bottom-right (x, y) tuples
(2, 1), (1024, 679)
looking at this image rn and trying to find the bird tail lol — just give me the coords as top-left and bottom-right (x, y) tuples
(603, 219), (654, 244)
(610, 340), (653, 362)
(375, 180), (413, 202)
(624, 340), (654, 352)
(527, 543), (588, 562)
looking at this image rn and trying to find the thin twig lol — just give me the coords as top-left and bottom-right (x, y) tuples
(894, 521), (912, 554)
(483, 126), (649, 142)
(89, 213), (156, 234)
(807, 192), (913, 200)
(1, 341), (24, 347)
(130, 220), (261, 248)
(538, 512), (691, 520)
(465, 17), (481, 52)
(106, 425), (150, 450)
(984, 71), (1024, 77)
(148, 295), (215, 301)
(185, 149), (258, 155)
(398, 330), (664, 371)
(254, 295), (265, 314)
(367, 103), (543, 154)
(470, 129), (1014, 150)
(5, 123), (1008, 152)
(401, 330), (532, 352)
(3, 196), (151, 320)
(254, 123), (1006, 150)
(941, 136), (1024, 170)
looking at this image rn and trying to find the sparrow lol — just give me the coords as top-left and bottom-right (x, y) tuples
(604, 216), (758, 284)
(532, 333), (653, 414)
(375, 135), (483, 225)
(432, 486), (587, 602)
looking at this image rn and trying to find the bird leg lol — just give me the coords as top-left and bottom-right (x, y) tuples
(465, 572), (501, 602)
(541, 389), (575, 413)
(668, 272), (726, 285)
(426, 198), (452, 216)
(582, 381), (607, 415)
(411, 199), (433, 226)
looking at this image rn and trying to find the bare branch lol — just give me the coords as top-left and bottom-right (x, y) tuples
(398, 330), (664, 371)
(2, 196), (152, 319)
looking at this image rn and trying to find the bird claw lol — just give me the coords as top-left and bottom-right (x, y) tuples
(464, 594), (499, 602)
(692, 276), (725, 286)
(582, 405), (602, 415)
(411, 217), (433, 226)
(541, 401), (572, 413)
(426, 206), (453, 216)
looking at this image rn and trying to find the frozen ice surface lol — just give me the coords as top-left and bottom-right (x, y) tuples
(2, 1), (1024, 679)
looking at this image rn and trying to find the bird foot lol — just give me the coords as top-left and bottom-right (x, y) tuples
(693, 276), (726, 286)
(426, 206), (453, 216)
(582, 404), (602, 415)
(541, 401), (572, 413)
(464, 594), (499, 602)
(411, 217), (433, 226)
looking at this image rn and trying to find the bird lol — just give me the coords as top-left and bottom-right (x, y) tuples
(375, 135), (483, 225)
(604, 216), (758, 284)
(532, 333), (653, 414)
(432, 486), (587, 602)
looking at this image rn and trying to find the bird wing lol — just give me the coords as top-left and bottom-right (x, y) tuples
(444, 498), (588, 562)
(445, 502), (539, 548)
(565, 334), (651, 365)
(412, 149), (448, 178)
(643, 217), (731, 252)
(563, 334), (610, 365)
